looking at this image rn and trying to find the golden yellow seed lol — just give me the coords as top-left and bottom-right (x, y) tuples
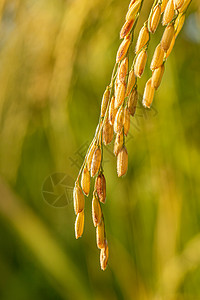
(120, 19), (134, 39)
(114, 132), (124, 156)
(117, 147), (128, 177)
(161, 24), (175, 52)
(124, 107), (130, 136)
(103, 117), (114, 145)
(109, 96), (117, 125)
(95, 173), (106, 204)
(152, 64), (165, 90)
(101, 87), (110, 118)
(126, 0), (141, 22)
(91, 148), (101, 177)
(114, 106), (124, 134)
(100, 239), (109, 271)
(135, 25), (149, 54)
(178, 0), (191, 13)
(127, 88), (138, 116)
(81, 166), (90, 196)
(150, 43), (165, 71)
(162, 0), (174, 26)
(126, 69), (136, 97)
(161, 0), (168, 13)
(75, 210), (84, 239)
(165, 34), (175, 58)
(142, 78), (155, 108)
(87, 143), (96, 171)
(174, 0), (184, 9)
(92, 194), (102, 227)
(73, 183), (85, 215)
(118, 58), (128, 84)
(149, 4), (161, 34)
(96, 219), (105, 249)
(116, 36), (131, 63)
(175, 13), (185, 37)
(134, 49), (147, 78)
(114, 82), (126, 109)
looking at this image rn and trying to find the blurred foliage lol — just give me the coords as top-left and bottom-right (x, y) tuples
(0, 0), (200, 299)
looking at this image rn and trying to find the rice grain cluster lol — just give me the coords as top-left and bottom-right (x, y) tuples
(73, 0), (191, 270)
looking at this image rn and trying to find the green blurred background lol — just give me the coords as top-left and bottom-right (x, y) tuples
(0, 0), (200, 299)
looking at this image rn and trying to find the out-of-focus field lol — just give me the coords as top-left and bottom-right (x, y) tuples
(0, 0), (200, 299)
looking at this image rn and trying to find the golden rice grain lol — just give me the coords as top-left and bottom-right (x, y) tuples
(134, 49), (147, 78)
(96, 219), (105, 249)
(161, 0), (168, 13)
(120, 19), (134, 39)
(109, 96), (117, 125)
(81, 166), (90, 196)
(178, 0), (191, 13)
(92, 194), (102, 227)
(100, 239), (109, 271)
(101, 87), (110, 118)
(117, 147), (128, 177)
(142, 77), (155, 108)
(103, 118), (114, 145)
(95, 173), (106, 203)
(114, 106), (124, 134)
(161, 24), (175, 52)
(73, 183), (85, 215)
(75, 210), (84, 239)
(114, 132), (124, 156)
(149, 4), (161, 34)
(124, 107), (130, 136)
(91, 148), (102, 177)
(135, 24), (149, 54)
(165, 34), (175, 58)
(114, 82), (126, 109)
(175, 13), (185, 37)
(118, 58), (128, 83)
(174, 0), (184, 10)
(127, 88), (138, 116)
(162, 0), (174, 26)
(126, 0), (141, 22)
(151, 64), (165, 89)
(87, 143), (96, 170)
(116, 35), (131, 63)
(150, 43), (165, 70)
(125, 69), (136, 97)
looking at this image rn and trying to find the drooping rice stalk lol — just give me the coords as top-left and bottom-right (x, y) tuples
(73, 0), (192, 270)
